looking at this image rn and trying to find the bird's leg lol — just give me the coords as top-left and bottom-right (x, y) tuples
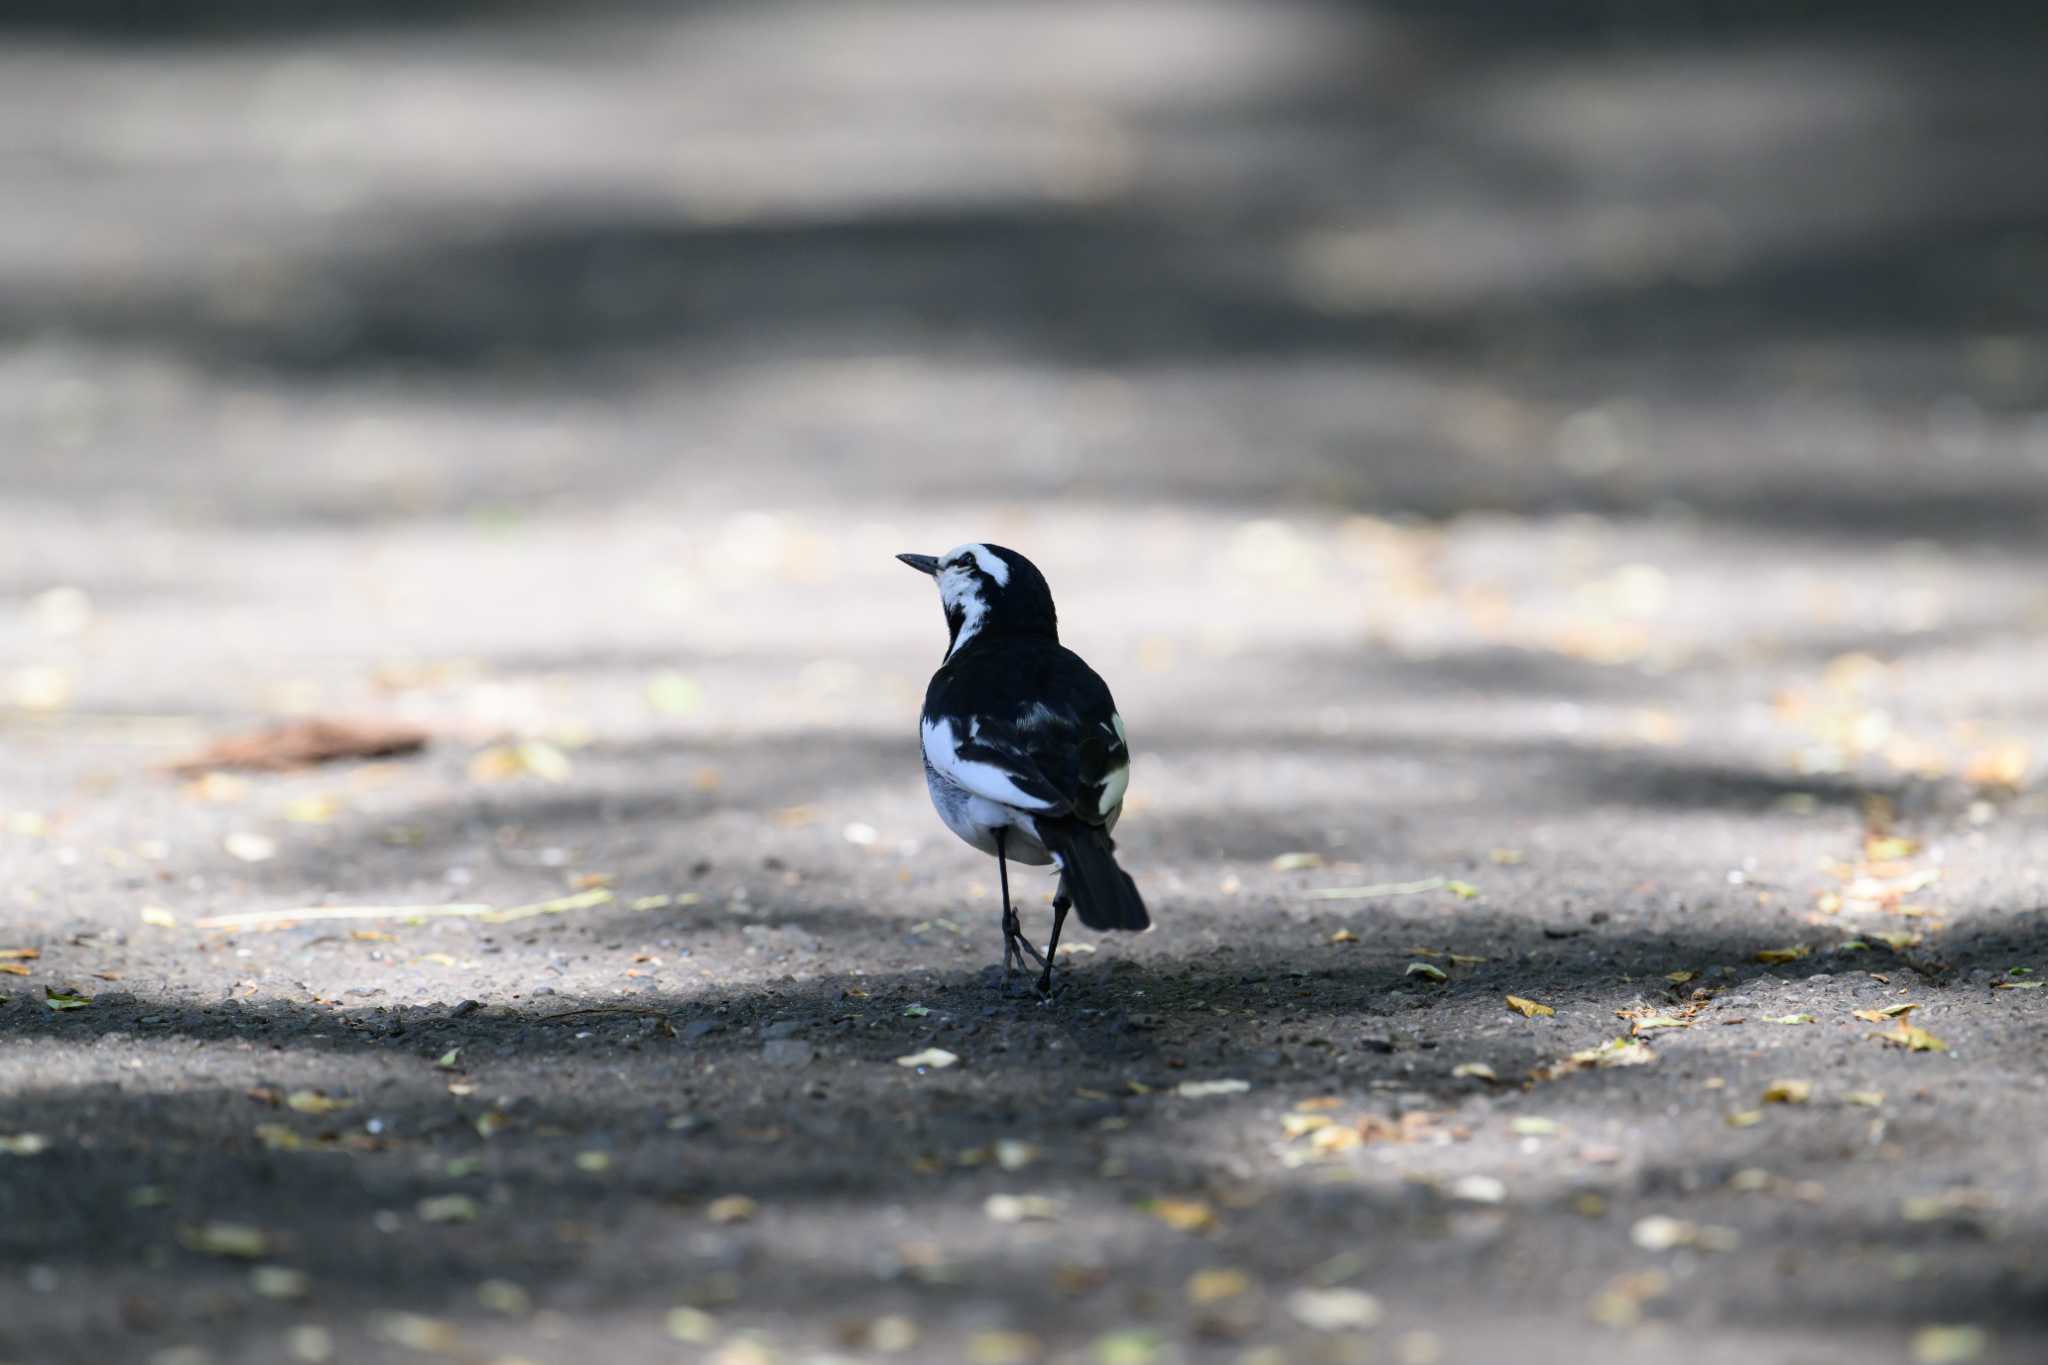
(1036, 878), (1072, 997)
(994, 831), (1045, 994)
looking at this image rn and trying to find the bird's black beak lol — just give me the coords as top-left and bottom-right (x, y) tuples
(896, 553), (941, 576)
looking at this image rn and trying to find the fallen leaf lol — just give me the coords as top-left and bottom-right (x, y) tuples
(1452, 1062), (1498, 1082)
(1444, 880), (1482, 900)
(1664, 970), (1696, 984)
(179, 1222), (270, 1259)
(1874, 930), (1924, 951)
(44, 988), (90, 1011)
(253, 1124), (303, 1151)
(249, 1265), (309, 1300)
(1995, 980), (2044, 990)
(575, 1151), (612, 1173)
(435, 1048), (463, 1071)
(1505, 996), (1555, 1018)
(1877, 1023), (1949, 1053)
(1176, 1079), (1251, 1098)
(1854, 1002), (1919, 1022)
(285, 1090), (353, 1115)
(1145, 1197), (1216, 1233)
(0, 964), (26, 976)
(1287, 1288), (1383, 1331)
(171, 719), (428, 774)
(1845, 1090), (1886, 1107)
(372, 1313), (461, 1354)
(283, 795), (341, 824)
(1631, 1016), (1691, 1033)
(1762, 1079), (1813, 1104)
(665, 1307), (719, 1344)
(479, 887), (612, 923)
(1912, 1325), (1990, 1363)
(1186, 1268), (1252, 1304)
(1755, 945), (1810, 964)
(1270, 852), (1325, 872)
(476, 1279), (532, 1316)
(468, 739), (572, 784)
(1405, 961), (1448, 983)
(1726, 1110), (1765, 1128)
(417, 1194), (480, 1223)
(985, 1194), (1063, 1224)
(896, 1048), (959, 1070)
(1089, 1329), (1163, 1365)
(1448, 952), (1487, 965)
(1509, 1116), (1560, 1136)
(705, 1195), (758, 1224)
(1329, 929), (1358, 944)
(0, 1134), (51, 1156)
(966, 1331), (1042, 1365)
(0, 948), (39, 960)
(1281, 1113), (1333, 1138)
(1762, 1014), (1817, 1025)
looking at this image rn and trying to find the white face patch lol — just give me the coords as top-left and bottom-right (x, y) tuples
(936, 560), (989, 658)
(944, 542), (1010, 587)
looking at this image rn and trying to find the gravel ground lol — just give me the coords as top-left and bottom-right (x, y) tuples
(4, 4), (2048, 1365)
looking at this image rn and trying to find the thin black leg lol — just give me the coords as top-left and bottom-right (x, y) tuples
(994, 830), (1045, 994)
(1037, 878), (1072, 996)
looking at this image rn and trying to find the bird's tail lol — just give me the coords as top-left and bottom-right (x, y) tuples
(1038, 819), (1150, 932)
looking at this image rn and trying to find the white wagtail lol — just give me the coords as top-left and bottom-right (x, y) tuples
(898, 543), (1149, 994)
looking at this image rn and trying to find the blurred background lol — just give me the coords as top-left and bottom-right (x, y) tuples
(6, 0), (2047, 849)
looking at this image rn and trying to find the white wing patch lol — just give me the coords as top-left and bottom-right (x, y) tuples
(1099, 712), (1129, 814)
(921, 716), (1055, 812)
(1098, 760), (1129, 815)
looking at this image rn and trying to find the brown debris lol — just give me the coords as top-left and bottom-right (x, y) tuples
(169, 718), (429, 775)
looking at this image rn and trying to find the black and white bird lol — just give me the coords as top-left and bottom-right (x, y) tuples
(898, 543), (1149, 994)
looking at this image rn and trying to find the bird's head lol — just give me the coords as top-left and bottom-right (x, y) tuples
(897, 542), (1057, 657)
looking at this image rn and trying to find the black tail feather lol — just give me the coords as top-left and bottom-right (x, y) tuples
(1038, 820), (1149, 932)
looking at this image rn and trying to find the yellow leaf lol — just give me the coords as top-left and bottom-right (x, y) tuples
(1146, 1197), (1217, 1233)
(179, 1222), (270, 1258)
(1762, 1014), (1817, 1025)
(1186, 1268), (1252, 1304)
(966, 1331), (1043, 1365)
(1877, 1023), (1949, 1053)
(1663, 970), (1696, 984)
(1444, 880), (1481, 900)
(0, 1133), (51, 1156)
(0, 947), (40, 960)
(1755, 945), (1810, 964)
(223, 832), (278, 863)
(1845, 1090), (1886, 1107)
(416, 1194), (480, 1223)
(1911, 1325), (1990, 1363)
(1505, 995), (1555, 1018)
(1405, 962), (1448, 983)
(1328, 929), (1358, 944)
(984, 1194), (1062, 1223)
(1864, 835), (1919, 860)
(665, 1307), (719, 1344)
(1452, 1062), (1499, 1082)
(285, 1090), (353, 1115)
(705, 1195), (758, 1224)
(895, 1048), (960, 1070)
(1726, 1109), (1764, 1128)
(1853, 1002), (1919, 1021)
(0, 964), (26, 977)
(1631, 1016), (1690, 1034)
(44, 989), (90, 1011)
(1270, 851), (1324, 872)
(1281, 1113), (1333, 1139)
(1510, 1116), (1560, 1136)
(1762, 1079), (1813, 1104)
